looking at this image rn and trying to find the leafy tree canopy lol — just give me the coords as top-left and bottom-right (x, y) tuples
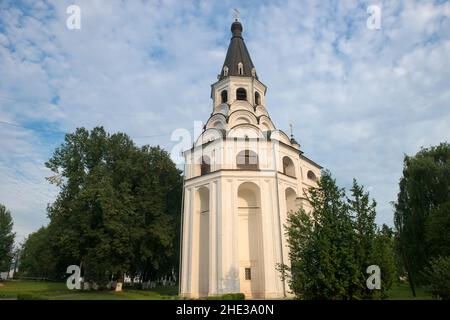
(41, 127), (182, 284)
(19, 226), (56, 279)
(0, 203), (15, 271)
(281, 171), (396, 299)
(394, 142), (450, 284)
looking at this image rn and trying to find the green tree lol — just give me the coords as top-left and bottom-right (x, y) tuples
(421, 256), (450, 300)
(372, 224), (397, 298)
(425, 201), (450, 258)
(45, 127), (182, 286)
(347, 179), (378, 298)
(281, 171), (360, 299)
(394, 142), (450, 288)
(131, 146), (182, 282)
(348, 181), (396, 298)
(0, 204), (15, 271)
(19, 227), (56, 279)
(281, 172), (395, 299)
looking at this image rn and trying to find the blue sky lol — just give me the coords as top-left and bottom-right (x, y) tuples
(1, 0), (449, 242)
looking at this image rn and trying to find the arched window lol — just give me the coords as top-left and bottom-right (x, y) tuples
(236, 88), (247, 101)
(307, 170), (317, 181)
(237, 62), (243, 75)
(221, 90), (228, 103)
(201, 156), (211, 175)
(254, 92), (261, 105)
(282, 156), (296, 177)
(236, 150), (258, 170)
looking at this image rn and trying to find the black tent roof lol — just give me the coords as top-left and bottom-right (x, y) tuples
(219, 20), (257, 80)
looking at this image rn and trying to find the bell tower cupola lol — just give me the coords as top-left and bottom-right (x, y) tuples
(210, 19), (270, 132)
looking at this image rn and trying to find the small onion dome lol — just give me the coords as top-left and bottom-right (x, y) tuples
(231, 20), (243, 38)
(290, 136), (300, 149)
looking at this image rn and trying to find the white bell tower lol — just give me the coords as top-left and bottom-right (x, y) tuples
(179, 18), (321, 299)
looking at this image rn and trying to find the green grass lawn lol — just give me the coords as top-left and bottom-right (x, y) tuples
(0, 280), (178, 300)
(385, 282), (434, 300)
(0, 280), (434, 300)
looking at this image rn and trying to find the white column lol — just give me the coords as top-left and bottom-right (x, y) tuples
(209, 180), (218, 295)
(231, 179), (240, 292)
(278, 182), (291, 294)
(216, 179), (223, 294)
(274, 180), (288, 297)
(261, 178), (284, 298)
(221, 178), (239, 293)
(181, 187), (194, 296)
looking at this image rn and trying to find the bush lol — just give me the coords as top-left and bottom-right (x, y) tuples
(205, 293), (245, 300)
(422, 256), (450, 300)
(220, 293), (245, 300)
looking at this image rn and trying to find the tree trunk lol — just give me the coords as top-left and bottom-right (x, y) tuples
(401, 245), (416, 297)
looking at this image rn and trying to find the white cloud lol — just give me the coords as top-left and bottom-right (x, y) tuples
(0, 0), (449, 241)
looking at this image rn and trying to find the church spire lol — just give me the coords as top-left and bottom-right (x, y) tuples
(219, 18), (257, 80)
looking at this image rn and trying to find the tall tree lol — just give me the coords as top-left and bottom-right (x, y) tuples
(131, 145), (182, 282)
(347, 181), (396, 298)
(347, 179), (378, 298)
(45, 127), (182, 286)
(281, 171), (360, 299)
(0, 204), (15, 272)
(281, 172), (396, 299)
(394, 142), (450, 286)
(0, 204), (16, 271)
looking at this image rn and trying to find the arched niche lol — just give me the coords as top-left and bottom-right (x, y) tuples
(207, 113), (227, 130)
(228, 109), (258, 127)
(195, 128), (223, 147)
(282, 156), (296, 177)
(237, 182), (264, 298)
(307, 170), (317, 182)
(285, 187), (298, 214)
(227, 124), (265, 140)
(194, 186), (210, 297)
